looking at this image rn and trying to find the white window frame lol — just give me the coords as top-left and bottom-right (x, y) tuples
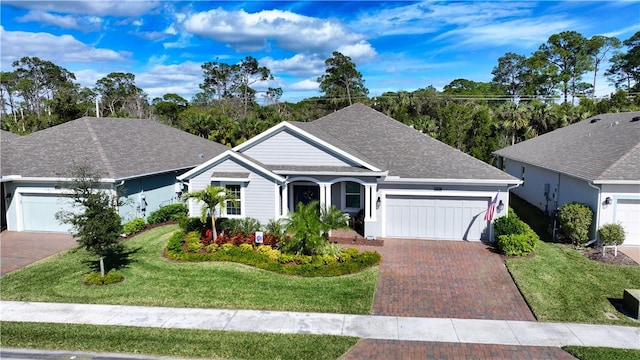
(342, 181), (363, 212)
(220, 182), (245, 218)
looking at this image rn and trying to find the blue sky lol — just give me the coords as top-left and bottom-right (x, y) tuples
(1, 1), (638, 103)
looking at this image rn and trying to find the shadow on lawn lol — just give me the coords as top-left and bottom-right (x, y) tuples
(82, 246), (142, 273)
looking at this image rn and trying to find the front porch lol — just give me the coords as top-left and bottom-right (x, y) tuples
(279, 177), (379, 238)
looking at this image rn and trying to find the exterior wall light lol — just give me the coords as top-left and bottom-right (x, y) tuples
(376, 197), (381, 209)
(497, 200), (505, 213)
(604, 197), (613, 205)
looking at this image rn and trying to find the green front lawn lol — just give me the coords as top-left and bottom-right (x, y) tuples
(507, 195), (640, 326)
(0, 321), (358, 360)
(563, 346), (640, 360)
(0, 225), (378, 314)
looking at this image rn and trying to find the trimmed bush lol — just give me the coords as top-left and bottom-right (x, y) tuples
(497, 233), (537, 256)
(147, 203), (188, 224)
(122, 218), (146, 236)
(493, 210), (539, 256)
(557, 202), (594, 247)
(83, 271), (124, 285)
(598, 223), (625, 246)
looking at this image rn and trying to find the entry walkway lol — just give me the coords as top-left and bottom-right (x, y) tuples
(2, 301), (638, 350)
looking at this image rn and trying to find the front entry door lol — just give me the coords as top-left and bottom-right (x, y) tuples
(293, 185), (320, 211)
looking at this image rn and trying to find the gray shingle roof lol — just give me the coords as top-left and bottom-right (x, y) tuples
(297, 103), (515, 181)
(1, 130), (20, 141)
(494, 112), (640, 182)
(1, 117), (229, 180)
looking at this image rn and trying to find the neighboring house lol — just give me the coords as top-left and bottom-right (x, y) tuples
(1, 130), (20, 230)
(1, 117), (228, 232)
(494, 112), (640, 246)
(179, 104), (520, 241)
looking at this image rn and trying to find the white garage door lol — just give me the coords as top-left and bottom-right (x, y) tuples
(21, 194), (76, 232)
(615, 199), (640, 246)
(385, 195), (490, 240)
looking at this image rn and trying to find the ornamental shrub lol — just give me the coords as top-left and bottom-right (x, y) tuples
(122, 218), (146, 236)
(147, 203), (188, 224)
(598, 223), (626, 246)
(166, 231), (185, 254)
(497, 232), (537, 256)
(83, 270), (124, 285)
(493, 214), (528, 238)
(557, 202), (594, 246)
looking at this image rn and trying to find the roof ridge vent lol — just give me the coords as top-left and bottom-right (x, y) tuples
(590, 118), (600, 123)
(631, 116), (640, 122)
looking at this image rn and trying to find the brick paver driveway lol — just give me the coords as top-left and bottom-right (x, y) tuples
(0, 231), (76, 275)
(372, 238), (535, 321)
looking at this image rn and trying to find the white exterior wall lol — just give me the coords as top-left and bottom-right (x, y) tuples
(241, 129), (356, 166)
(187, 158), (279, 225)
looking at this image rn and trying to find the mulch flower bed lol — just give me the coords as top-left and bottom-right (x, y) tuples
(576, 246), (638, 266)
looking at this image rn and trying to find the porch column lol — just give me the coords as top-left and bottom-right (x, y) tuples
(364, 183), (377, 221)
(281, 183), (288, 217)
(319, 182), (331, 211)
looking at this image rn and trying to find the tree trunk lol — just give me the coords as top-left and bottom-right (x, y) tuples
(99, 255), (105, 277)
(211, 214), (218, 240)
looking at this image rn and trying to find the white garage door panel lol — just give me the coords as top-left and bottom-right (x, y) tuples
(386, 196), (489, 240)
(22, 194), (76, 232)
(616, 199), (640, 246)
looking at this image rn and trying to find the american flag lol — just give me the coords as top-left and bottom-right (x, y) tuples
(484, 193), (499, 221)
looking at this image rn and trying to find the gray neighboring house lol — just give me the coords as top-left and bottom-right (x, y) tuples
(1, 117), (228, 233)
(494, 112), (640, 246)
(1, 130), (20, 230)
(180, 104), (520, 241)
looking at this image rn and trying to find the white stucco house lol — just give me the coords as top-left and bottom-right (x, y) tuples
(179, 104), (521, 241)
(494, 112), (640, 245)
(1, 117), (228, 232)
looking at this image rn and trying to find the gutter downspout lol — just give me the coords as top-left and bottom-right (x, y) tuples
(491, 183), (521, 242)
(587, 181), (601, 243)
(114, 180), (125, 215)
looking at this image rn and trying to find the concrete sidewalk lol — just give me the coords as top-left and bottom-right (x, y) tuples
(2, 301), (639, 350)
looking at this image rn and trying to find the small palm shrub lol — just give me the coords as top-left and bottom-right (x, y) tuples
(557, 202), (594, 247)
(598, 223), (625, 246)
(179, 216), (206, 232)
(281, 201), (349, 256)
(223, 217), (262, 235)
(122, 217), (146, 236)
(147, 203), (188, 224)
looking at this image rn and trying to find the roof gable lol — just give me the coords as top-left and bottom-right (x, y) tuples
(234, 121), (381, 171)
(1, 117), (229, 180)
(495, 112), (640, 182)
(178, 150), (285, 183)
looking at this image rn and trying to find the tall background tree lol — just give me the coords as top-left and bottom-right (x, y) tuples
(317, 51), (368, 108)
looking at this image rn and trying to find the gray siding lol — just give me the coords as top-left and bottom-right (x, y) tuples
(188, 157), (278, 224)
(242, 129), (357, 166)
(119, 172), (183, 222)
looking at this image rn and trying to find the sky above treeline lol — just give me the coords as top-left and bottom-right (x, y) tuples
(1, 1), (639, 103)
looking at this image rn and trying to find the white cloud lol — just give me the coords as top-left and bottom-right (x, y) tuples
(0, 27), (126, 68)
(135, 61), (203, 99)
(4, 0), (160, 17)
(183, 8), (369, 54)
(289, 79), (319, 91)
(260, 54), (325, 77)
(17, 10), (89, 30)
(73, 69), (106, 89)
(337, 41), (377, 63)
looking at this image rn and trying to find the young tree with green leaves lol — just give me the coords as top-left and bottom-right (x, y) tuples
(182, 185), (237, 239)
(317, 51), (368, 107)
(56, 164), (123, 277)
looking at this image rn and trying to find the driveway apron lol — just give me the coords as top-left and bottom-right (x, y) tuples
(372, 238), (535, 321)
(0, 231), (77, 275)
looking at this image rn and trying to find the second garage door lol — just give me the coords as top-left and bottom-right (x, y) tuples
(385, 195), (490, 240)
(21, 194), (77, 232)
(615, 199), (640, 246)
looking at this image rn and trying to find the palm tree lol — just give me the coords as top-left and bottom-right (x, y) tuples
(182, 185), (237, 239)
(283, 201), (349, 255)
